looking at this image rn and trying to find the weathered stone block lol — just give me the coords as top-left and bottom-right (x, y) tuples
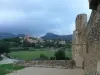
(97, 61), (100, 74)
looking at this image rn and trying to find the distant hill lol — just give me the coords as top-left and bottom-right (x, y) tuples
(17, 34), (26, 37)
(41, 33), (72, 41)
(0, 32), (72, 41)
(0, 32), (26, 39)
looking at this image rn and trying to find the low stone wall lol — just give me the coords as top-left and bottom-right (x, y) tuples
(14, 60), (75, 69)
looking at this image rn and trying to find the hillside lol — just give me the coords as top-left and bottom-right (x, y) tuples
(0, 32), (26, 39)
(41, 33), (72, 41)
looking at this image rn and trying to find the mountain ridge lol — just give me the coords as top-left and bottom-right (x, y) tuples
(0, 32), (73, 41)
(41, 33), (72, 41)
(0, 32), (26, 39)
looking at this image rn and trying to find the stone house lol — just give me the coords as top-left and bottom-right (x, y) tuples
(59, 41), (66, 45)
(21, 36), (38, 43)
(72, 0), (100, 75)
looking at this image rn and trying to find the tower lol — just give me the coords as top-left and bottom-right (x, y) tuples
(76, 14), (87, 34)
(72, 14), (87, 68)
(76, 14), (87, 44)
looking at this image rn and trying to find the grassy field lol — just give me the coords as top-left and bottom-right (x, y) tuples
(9, 50), (72, 60)
(0, 64), (25, 75)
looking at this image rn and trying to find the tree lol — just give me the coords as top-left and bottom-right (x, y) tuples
(54, 49), (66, 60)
(9, 42), (19, 47)
(0, 40), (10, 54)
(40, 53), (48, 60)
(3, 37), (21, 47)
(50, 57), (55, 60)
(66, 43), (71, 48)
(65, 56), (70, 60)
(23, 39), (33, 47)
(4, 37), (21, 44)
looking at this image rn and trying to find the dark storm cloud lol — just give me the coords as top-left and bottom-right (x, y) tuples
(0, 0), (91, 37)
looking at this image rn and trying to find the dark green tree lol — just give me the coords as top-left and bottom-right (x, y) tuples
(0, 40), (10, 54)
(54, 50), (66, 60)
(23, 39), (32, 47)
(40, 53), (48, 60)
(3, 37), (21, 47)
(50, 57), (55, 60)
(3, 37), (21, 44)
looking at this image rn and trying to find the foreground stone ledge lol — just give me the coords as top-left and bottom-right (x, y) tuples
(13, 60), (75, 69)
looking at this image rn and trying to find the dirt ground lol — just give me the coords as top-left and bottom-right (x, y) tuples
(7, 67), (85, 75)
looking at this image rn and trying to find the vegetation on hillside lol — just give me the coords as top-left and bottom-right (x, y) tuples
(0, 40), (10, 54)
(0, 37), (72, 75)
(0, 37), (72, 60)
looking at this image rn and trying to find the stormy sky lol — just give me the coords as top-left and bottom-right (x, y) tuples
(0, 0), (91, 37)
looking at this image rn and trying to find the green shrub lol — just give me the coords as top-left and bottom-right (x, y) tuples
(40, 53), (48, 60)
(55, 50), (66, 60)
(50, 57), (55, 60)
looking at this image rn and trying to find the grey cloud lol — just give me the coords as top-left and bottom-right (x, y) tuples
(0, 0), (90, 37)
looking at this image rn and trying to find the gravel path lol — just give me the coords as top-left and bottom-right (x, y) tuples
(0, 55), (19, 65)
(7, 67), (85, 75)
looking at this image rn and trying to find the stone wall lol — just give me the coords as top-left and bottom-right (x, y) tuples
(14, 60), (75, 69)
(72, 0), (100, 75)
(84, 3), (100, 75)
